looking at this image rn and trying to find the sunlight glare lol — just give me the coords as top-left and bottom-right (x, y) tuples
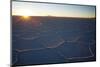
(13, 8), (33, 18)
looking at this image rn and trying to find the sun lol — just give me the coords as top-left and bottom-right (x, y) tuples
(18, 9), (33, 19)
(20, 9), (29, 18)
(13, 8), (33, 18)
(22, 15), (30, 19)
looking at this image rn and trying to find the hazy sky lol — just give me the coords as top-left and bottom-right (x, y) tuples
(12, 1), (96, 18)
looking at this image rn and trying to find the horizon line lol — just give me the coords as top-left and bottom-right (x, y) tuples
(12, 15), (96, 19)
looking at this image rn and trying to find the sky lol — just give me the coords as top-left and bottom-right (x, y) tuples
(12, 1), (96, 18)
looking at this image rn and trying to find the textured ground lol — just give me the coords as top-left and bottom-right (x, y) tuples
(12, 16), (96, 66)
